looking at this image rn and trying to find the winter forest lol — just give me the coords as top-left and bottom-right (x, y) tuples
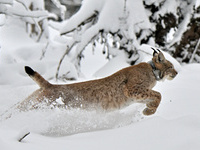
(0, 0), (200, 150)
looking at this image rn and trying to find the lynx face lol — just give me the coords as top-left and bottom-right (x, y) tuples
(152, 51), (178, 81)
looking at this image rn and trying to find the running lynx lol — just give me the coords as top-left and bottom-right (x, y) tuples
(18, 49), (177, 115)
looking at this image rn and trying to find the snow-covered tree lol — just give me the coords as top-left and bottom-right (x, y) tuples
(57, 0), (200, 78)
(0, 0), (50, 41)
(57, 0), (153, 77)
(0, 0), (67, 42)
(144, 0), (200, 63)
(171, 1), (200, 63)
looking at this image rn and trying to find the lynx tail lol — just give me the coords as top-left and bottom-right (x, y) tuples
(25, 66), (52, 89)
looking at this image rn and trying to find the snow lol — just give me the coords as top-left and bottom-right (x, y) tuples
(81, 43), (109, 78)
(154, 0), (178, 19)
(94, 51), (129, 77)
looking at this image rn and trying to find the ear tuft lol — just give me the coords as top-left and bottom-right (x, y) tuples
(25, 66), (35, 76)
(151, 47), (158, 56)
(157, 49), (161, 52)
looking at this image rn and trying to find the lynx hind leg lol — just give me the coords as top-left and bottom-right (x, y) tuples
(124, 88), (161, 115)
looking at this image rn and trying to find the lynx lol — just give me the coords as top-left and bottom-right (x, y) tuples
(18, 49), (177, 115)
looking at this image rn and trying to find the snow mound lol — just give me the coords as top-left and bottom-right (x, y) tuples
(94, 51), (129, 77)
(0, 138), (11, 150)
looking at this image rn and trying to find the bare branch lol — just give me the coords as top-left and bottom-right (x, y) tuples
(56, 30), (100, 80)
(55, 41), (78, 79)
(40, 42), (49, 60)
(78, 33), (99, 54)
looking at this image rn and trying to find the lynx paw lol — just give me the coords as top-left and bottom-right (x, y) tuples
(143, 108), (156, 116)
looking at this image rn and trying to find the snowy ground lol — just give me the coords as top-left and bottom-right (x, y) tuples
(0, 17), (200, 150)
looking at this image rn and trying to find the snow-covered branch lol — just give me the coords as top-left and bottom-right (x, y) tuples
(60, 11), (98, 35)
(5, 9), (48, 19)
(51, 0), (66, 20)
(0, 0), (48, 19)
(0, 0), (13, 5)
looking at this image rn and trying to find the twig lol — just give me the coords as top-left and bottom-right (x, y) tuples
(72, 32), (100, 72)
(40, 41), (49, 60)
(18, 132), (30, 142)
(78, 33), (99, 54)
(56, 31), (99, 80)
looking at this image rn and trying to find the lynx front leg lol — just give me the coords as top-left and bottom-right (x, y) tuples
(124, 87), (161, 115)
(143, 90), (161, 115)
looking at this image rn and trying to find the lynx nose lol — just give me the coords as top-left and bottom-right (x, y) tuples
(172, 70), (178, 78)
(175, 70), (178, 75)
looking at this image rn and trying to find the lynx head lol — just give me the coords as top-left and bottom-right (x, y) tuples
(151, 48), (178, 81)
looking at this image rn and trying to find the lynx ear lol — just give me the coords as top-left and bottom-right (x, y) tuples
(157, 52), (166, 62)
(151, 47), (165, 62)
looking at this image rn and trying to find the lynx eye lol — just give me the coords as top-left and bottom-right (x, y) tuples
(168, 66), (173, 69)
(168, 63), (173, 69)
